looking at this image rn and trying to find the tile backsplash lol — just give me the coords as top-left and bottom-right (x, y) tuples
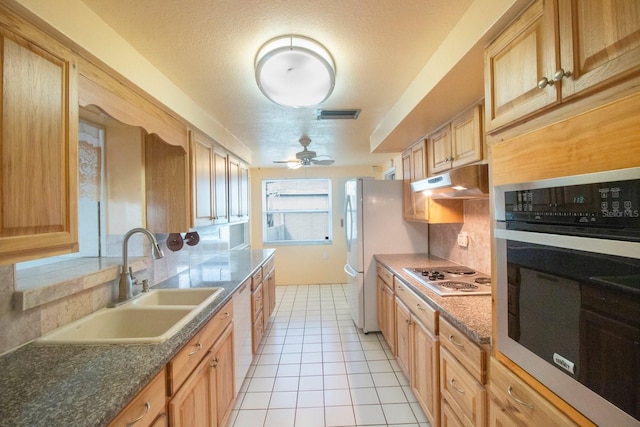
(429, 199), (491, 275)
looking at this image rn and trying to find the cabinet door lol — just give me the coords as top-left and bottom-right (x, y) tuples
(484, 0), (559, 131)
(0, 25), (79, 264)
(412, 318), (440, 427)
(211, 324), (235, 427)
(378, 279), (395, 354)
(451, 105), (483, 169)
(213, 149), (229, 223)
(410, 141), (428, 220)
(191, 131), (214, 227)
(429, 123), (452, 174)
(488, 398), (516, 427)
(168, 354), (213, 427)
(402, 150), (415, 220)
(239, 162), (250, 219)
(395, 297), (411, 378)
(559, 0), (640, 100)
(441, 399), (466, 427)
(145, 134), (190, 233)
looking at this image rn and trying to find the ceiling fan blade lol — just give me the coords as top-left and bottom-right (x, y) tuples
(312, 159), (335, 166)
(273, 160), (299, 164)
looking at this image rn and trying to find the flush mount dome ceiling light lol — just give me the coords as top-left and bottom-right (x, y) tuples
(255, 35), (335, 108)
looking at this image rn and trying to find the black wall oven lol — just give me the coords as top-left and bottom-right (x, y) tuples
(494, 167), (640, 427)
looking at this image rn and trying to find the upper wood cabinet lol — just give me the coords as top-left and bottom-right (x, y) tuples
(145, 133), (190, 233)
(228, 155), (249, 222)
(402, 141), (428, 222)
(485, 0), (640, 132)
(190, 130), (229, 227)
(402, 141), (464, 224)
(429, 104), (483, 175)
(0, 10), (79, 265)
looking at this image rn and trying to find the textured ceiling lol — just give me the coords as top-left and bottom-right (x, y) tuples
(80, 0), (475, 167)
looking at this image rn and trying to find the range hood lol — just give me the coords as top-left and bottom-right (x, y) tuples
(410, 164), (489, 199)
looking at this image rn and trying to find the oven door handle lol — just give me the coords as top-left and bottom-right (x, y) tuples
(494, 226), (640, 259)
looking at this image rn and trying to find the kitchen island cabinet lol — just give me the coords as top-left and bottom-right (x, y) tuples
(0, 5), (79, 265)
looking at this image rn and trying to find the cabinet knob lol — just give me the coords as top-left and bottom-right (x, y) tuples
(537, 68), (572, 89)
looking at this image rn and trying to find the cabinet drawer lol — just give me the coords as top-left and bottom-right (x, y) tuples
(440, 317), (485, 384)
(440, 347), (486, 427)
(376, 263), (394, 288)
(252, 283), (263, 322)
(489, 358), (577, 427)
(395, 280), (437, 333)
(263, 256), (275, 275)
(251, 268), (263, 290)
(168, 300), (233, 395)
(108, 368), (166, 427)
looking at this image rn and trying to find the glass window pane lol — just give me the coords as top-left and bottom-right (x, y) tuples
(263, 178), (332, 244)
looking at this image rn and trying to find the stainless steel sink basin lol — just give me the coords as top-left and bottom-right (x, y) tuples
(37, 287), (225, 344)
(130, 287), (224, 306)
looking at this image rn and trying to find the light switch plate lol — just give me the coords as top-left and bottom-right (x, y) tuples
(457, 232), (469, 247)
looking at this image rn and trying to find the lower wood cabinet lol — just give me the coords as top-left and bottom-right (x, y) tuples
(412, 316), (440, 427)
(377, 266), (396, 354)
(393, 280), (440, 426)
(395, 296), (412, 378)
(439, 317), (487, 427)
(166, 300), (235, 427)
(488, 358), (577, 427)
(108, 368), (167, 427)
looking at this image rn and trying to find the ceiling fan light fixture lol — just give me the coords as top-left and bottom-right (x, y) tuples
(287, 161), (303, 169)
(255, 35), (335, 108)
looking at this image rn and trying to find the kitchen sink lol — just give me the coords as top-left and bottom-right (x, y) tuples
(130, 287), (224, 306)
(36, 287), (224, 344)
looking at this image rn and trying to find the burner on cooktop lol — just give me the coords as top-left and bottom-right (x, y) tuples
(444, 267), (476, 275)
(474, 277), (492, 285)
(439, 281), (479, 291)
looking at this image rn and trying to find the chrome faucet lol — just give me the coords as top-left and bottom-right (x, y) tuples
(117, 227), (165, 302)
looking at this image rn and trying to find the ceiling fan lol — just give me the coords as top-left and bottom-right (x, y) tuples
(274, 136), (335, 168)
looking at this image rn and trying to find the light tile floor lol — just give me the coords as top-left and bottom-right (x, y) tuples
(226, 284), (430, 427)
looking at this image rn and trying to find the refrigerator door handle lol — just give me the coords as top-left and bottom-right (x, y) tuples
(344, 194), (352, 250)
(344, 263), (358, 278)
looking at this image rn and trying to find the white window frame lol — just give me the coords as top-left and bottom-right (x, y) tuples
(262, 178), (333, 245)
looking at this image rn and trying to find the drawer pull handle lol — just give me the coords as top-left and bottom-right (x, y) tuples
(507, 386), (534, 409)
(449, 379), (465, 394)
(448, 334), (464, 348)
(223, 311), (230, 319)
(397, 286), (405, 291)
(416, 303), (425, 311)
(188, 343), (202, 356)
(125, 401), (150, 426)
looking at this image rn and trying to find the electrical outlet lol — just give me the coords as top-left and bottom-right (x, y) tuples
(457, 232), (469, 248)
(323, 251), (329, 259)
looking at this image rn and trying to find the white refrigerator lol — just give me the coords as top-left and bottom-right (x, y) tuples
(343, 178), (429, 332)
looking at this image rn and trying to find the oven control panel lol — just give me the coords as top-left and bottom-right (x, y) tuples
(504, 178), (640, 229)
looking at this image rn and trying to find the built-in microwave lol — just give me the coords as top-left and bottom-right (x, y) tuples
(494, 167), (640, 427)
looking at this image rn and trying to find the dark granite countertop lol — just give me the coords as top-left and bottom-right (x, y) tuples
(0, 248), (275, 427)
(375, 253), (492, 345)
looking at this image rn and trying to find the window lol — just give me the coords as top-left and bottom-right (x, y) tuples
(263, 178), (332, 244)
